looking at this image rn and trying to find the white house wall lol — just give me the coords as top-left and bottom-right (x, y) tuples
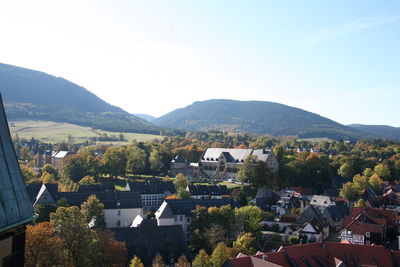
(104, 208), (142, 228)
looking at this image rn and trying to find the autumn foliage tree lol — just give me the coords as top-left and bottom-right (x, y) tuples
(129, 256), (144, 267)
(25, 222), (66, 267)
(96, 229), (127, 267)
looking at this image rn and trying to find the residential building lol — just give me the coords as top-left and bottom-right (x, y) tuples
(155, 199), (239, 235)
(169, 155), (190, 177)
(255, 188), (280, 211)
(0, 94), (35, 266)
(187, 184), (229, 199)
(34, 184), (142, 227)
(51, 150), (70, 169)
(298, 218), (325, 243)
(294, 205), (330, 242)
(275, 190), (307, 216)
(309, 195), (336, 209)
(125, 181), (176, 211)
(340, 207), (398, 245)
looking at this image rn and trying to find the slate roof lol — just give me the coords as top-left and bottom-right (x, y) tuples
(295, 205), (328, 227)
(126, 181), (176, 195)
(36, 184), (142, 209)
(201, 148), (253, 162)
(110, 225), (190, 266)
(78, 184), (115, 192)
(171, 154), (188, 164)
(26, 183), (43, 204)
(188, 184), (229, 196)
(325, 204), (348, 222)
(224, 242), (400, 267)
(0, 94), (35, 231)
(160, 199), (239, 217)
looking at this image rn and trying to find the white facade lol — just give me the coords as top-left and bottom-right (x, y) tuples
(154, 201), (192, 235)
(340, 230), (365, 245)
(141, 194), (165, 211)
(104, 208), (142, 228)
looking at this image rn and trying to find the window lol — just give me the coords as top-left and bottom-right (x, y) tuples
(180, 215), (183, 222)
(366, 241), (370, 245)
(187, 217), (191, 223)
(117, 220), (121, 226)
(365, 232), (370, 238)
(117, 210), (121, 216)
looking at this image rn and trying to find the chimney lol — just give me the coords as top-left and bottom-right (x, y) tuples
(262, 255), (268, 261)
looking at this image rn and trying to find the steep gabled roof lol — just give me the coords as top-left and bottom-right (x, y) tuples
(171, 154), (188, 164)
(0, 94), (35, 231)
(110, 225), (190, 266)
(201, 148), (253, 162)
(295, 205), (327, 227)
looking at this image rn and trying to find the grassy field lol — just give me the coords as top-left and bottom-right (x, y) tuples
(8, 120), (162, 144)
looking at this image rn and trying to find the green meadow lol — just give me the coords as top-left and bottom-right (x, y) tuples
(8, 120), (162, 144)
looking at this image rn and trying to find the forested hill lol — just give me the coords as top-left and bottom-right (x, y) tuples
(154, 99), (373, 140)
(0, 63), (160, 134)
(348, 124), (400, 140)
(134, 114), (157, 122)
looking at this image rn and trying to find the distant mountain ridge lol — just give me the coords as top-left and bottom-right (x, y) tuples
(154, 99), (373, 140)
(134, 114), (157, 122)
(0, 63), (160, 134)
(348, 124), (400, 140)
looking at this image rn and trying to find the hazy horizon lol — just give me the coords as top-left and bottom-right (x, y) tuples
(1, 1), (399, 126)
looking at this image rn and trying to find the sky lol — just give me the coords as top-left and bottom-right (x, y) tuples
(0, 0), (399, 126)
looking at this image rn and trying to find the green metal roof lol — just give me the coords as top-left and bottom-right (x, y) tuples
(0, 94), (34, 230)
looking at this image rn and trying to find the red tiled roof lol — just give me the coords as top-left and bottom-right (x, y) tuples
(290, 187), (312, 196)
(345, 220), (384, 235)
(279, 214), (298, 223)
(226, 242), (399, 267)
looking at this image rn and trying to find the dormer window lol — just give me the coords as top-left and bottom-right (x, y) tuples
(117, 201), (121, 206)
(366, 232), (370, 238)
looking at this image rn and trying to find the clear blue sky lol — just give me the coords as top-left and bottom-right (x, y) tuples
(0, 0), (399, 126)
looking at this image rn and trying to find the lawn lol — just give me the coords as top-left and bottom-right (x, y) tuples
(8, 120), (162, 143)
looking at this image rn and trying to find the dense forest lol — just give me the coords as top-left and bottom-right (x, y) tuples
(349, 124), (400, 140)
(154, 99), (374, 140)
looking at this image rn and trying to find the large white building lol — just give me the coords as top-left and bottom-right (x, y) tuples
(34, 184), (143, 228)
(199, 148), (279, 180)
(171, 148), (279, 180)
